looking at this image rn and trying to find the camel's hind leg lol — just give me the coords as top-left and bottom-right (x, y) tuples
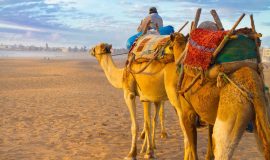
(159, 101), (168, 139)
(212, 87), (253, 160)
(152, 102), (162, 149)
(141, 101), (156, 159)
(140, 101), (168, 140)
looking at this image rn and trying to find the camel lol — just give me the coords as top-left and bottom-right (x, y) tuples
(170, 32), (270, 159)
(90, 34), (187, 159)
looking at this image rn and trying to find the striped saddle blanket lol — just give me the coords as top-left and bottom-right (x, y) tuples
(130, 34), (173, 62)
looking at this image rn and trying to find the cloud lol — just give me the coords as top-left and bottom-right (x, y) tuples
(0, 0), (270, 48)
(0, 21), (44, 32)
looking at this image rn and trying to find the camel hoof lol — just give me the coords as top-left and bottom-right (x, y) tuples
(124, 157), (136, 160)
(144, 153), (156, 160)
(160, 132), (168, 139)
(140, 147), (146, 154)
(140, 132), (145, 139)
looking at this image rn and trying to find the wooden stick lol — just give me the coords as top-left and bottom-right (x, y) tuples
(192, 8), (201, 31)
(210, 9), (224, 30)
(250, 14), (262, 63)
(175, 21), (193, 65)
(190, 21), (194, 31)
(212, 13), (245, 59)
(178, 21), (189, 33)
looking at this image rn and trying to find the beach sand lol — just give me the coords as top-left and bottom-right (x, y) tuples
(0, 58), (267, 159)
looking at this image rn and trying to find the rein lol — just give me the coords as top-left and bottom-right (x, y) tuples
(111, 52), (128, 56)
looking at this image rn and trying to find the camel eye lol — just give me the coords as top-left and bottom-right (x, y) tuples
(169, 46), (173, 50)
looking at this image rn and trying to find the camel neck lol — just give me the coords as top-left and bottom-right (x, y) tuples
(99, 54), (123, 89)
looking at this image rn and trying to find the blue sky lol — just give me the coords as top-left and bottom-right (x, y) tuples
(0, 0), (270, 48)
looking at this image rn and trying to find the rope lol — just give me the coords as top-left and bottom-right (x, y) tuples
(111, 52), (128, 56)
(127, 53), (159, 74)
(178, 72), (201, 94)
(218, 72), (254, 102)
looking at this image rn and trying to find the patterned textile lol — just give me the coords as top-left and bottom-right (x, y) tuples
(130, 34), (172, 62)
(184, 28), (227, 70)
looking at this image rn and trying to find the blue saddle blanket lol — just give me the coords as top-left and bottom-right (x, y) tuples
(126, 25), (174, 49)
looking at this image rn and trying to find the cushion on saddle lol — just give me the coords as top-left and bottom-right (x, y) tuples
(184, 28), (227, 70)
(216, 35), (257, 64)
(130, 34), (172, 62)
(184, 28), (258, 70)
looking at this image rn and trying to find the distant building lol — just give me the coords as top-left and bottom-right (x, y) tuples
(46, 43), (49, 50)
(262, 48), (270, 62)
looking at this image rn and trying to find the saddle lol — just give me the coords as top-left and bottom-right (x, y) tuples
(179, 28), (260, 93)
(128, 34), (174, 64)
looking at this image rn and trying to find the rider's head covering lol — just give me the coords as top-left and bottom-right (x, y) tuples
(149, 7), (158, 14)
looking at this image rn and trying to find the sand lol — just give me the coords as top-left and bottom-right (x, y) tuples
(0, 58), (267, 160)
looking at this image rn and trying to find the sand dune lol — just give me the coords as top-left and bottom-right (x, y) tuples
(0, 58), (266, 159)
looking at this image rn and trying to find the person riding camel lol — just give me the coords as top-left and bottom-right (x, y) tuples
(137, 7), (163, 33)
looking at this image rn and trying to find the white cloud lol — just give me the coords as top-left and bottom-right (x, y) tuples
(0, 21), (44, 32)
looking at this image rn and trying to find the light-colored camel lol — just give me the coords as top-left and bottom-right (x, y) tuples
(170, 32), (270, 159)
(90, 34), (187, 159)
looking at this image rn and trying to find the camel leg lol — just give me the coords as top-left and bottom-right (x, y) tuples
(212, 90), (253, 160)
(159, 101), (168, 139)
(124, 91), (138, 160)
(140, 127), (146, 140)
(164, 65), (198, 159)
(178, 95), (198, 160)
(205, 125), (214, 160)
(152, 102), (161, 149)
(141, 102), (156, 159)
(140, 102), (150, 154)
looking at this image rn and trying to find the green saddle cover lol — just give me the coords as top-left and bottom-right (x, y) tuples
(216, 35), (257, 64)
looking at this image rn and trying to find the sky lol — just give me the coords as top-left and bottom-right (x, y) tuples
(0, 0), (270, 48)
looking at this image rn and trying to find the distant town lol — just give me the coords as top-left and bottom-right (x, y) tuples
(1, 42), (270, 61)
(0, 43), (128, 55)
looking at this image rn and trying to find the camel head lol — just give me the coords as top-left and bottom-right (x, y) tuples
(169, 32), (188, 61)
(90, 43), (112, 61)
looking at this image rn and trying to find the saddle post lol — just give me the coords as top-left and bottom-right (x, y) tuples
(210, 9), (224, 30)
(212, 13), (245, 60)
(192, 8), (202, 31)
(250, 14), (264, 81)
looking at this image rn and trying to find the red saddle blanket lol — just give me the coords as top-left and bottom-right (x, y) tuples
(184, 29), (228, 70)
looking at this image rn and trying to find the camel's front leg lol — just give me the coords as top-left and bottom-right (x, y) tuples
(178, 95), (198, 160)
(205, 125), (214, 160)
(124, 91), (137, 160)
(159, 101), (168, 138)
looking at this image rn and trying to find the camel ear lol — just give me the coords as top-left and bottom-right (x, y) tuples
(170, 33), (175, 41)
(105, 44), (112, 53)
(185, 34), (189, 40)
(108, 44), (112, 50)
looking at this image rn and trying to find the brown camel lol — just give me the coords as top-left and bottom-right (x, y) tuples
(90, 33), (187, 159)
(170, 32), (270, 160)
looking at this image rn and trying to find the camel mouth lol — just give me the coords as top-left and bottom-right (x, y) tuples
(90, 48), (96, 56)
